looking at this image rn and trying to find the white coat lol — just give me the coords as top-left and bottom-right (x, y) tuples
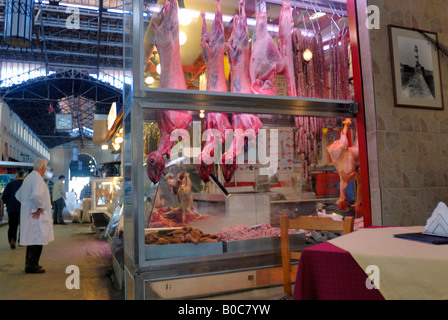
(16, 170), (54, 246)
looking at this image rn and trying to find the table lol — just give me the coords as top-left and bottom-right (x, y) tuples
(293, 226), (448, 300)
(293, 241), (384, 300)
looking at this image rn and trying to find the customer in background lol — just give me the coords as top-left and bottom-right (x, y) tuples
(16, 158), (54, 274)
(52, 175), (67, 225)
(2, 170), (27, 249)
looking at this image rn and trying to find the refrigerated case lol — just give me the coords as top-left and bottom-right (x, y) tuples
(91, 177), (122, 211)
(122, 0), (369, 299)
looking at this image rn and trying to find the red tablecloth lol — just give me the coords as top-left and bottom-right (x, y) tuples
(293, 241), (384, 300)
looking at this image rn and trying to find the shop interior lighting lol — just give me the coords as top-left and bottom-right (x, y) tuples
(156, 64), (161, 75)
(199, 110), (205, 119)
(303, 48), (313, 62)
(101, 144), (109, 150)
(113, 143), (120, 151)
(145, 76), (155, 85)
(179, 8), (200, 26)
(115, 136), (124, 144)
(179, 31), (187, 46)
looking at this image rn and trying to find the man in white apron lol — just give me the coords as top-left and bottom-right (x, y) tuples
(16, 158), (54, 274)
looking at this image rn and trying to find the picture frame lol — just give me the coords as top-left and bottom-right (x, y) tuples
(389, 25), (444, 110)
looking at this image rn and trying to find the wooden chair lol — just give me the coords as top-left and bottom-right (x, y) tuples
(280, 215), (354, 296)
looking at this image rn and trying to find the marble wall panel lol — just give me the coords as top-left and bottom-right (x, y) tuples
(365, 0), (448, 226)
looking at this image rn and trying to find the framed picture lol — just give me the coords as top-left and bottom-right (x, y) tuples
(389, 25), (444, 110)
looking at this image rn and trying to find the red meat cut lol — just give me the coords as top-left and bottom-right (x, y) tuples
(249, 11), (285, 95)
(147, 0), (192, 184)
(278, 2), (297, 96)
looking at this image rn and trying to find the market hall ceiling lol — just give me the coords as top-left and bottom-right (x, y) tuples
(0, 69), (123, 149)
(0, 0), (125, 149)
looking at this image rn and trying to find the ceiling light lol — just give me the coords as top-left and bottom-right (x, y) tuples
(156, 64), (161, 75)
(113, 143), (120, 151)
(101, 144), (108, 150)
(115, 136), (123, 144)
(303, 48), (313, 62)
(179, 8), (197, 26)
(145, 76), (154, 85)
(179, 31), (187, 46)
(199, 110), (205, 119)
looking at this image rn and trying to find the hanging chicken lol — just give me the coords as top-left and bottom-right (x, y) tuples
(146, 0), (192, 184)
(327, 118), (361, 210)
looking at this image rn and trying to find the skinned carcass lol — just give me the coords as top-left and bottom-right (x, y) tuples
(278, 1), (297, 97)
(249, 11), (285, 95)
(147, 0), (192, 184)
(197, 0), (232, 182)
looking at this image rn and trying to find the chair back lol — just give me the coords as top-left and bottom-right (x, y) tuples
(280, 215), (354, 296)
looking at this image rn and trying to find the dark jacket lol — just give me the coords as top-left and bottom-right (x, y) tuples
(2, 179), (24, 213)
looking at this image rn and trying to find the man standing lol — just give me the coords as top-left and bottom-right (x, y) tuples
(2, 170), (26, 249)
(52, 175), (67, 225)
(16, 158), (54, 274)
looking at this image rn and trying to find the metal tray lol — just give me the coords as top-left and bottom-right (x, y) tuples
(145, 242), (224, 260)
(223, 233), (306, 253)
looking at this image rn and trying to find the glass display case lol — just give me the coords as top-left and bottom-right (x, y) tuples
(91, 177), (123, 211)
(122, 0), (366, 300)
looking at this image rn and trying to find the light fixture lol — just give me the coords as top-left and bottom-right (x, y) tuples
(303, 48), (313, 62)
(144, 76), (154, 85)
(4, 0), (35, 48)
(113, 143), (121, 151)
(115, 136), (123, 144)
(156, 64), (161, 74)
(199, 110), (205, 119)
(101, 144), (108, 150)
(179, 31), (187, 46)
(179, 8), (196, 26)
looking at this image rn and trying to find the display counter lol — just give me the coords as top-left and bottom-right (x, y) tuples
(122, 0), (367, 299)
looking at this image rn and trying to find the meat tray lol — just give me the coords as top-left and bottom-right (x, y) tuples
(223, 233), (306, 253)
(145, 242), (224, 260)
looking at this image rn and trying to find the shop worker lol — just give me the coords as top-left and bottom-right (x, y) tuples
(2, 170), (26, 249)
(52, 175), (67, 225)
(16, 158), (54, 274)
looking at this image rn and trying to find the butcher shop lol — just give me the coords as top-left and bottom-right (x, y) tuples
(2, 0), (447, 302)
(120, 0), (373, 300)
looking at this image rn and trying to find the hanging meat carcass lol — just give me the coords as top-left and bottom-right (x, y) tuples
(225, 0), (252, 94)
(200, 0), (227, 92)
(146, 0), (192, 184)
(278, 1), (297, 97)
(221, 0), (263, 183)
(249, 10), (285, 95)
(197, 112), (232, 182)
(327, 118), (360, 210)
(222, 113), (263, 183)
(197, 0), (232, 182)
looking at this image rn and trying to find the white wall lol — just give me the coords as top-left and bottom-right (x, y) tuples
(0, 100), (50, 163)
